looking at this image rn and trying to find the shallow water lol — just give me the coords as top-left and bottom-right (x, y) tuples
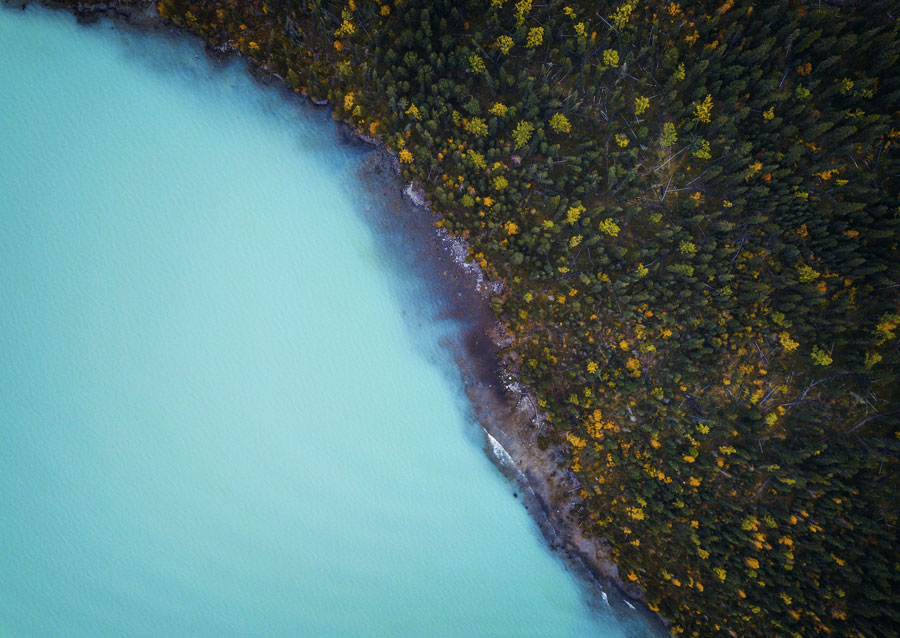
(0, 6), (657, 636)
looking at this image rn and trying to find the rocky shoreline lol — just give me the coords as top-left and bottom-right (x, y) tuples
(339, 128), (659, 620)
(16, 0), (665, 629)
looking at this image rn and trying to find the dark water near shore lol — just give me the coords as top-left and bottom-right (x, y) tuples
(0, 6), (655, 636)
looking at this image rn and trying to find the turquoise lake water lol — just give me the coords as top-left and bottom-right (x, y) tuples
(0, 6), (657, 636)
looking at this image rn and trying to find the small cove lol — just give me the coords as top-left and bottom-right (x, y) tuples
(0, 6), (658, 636)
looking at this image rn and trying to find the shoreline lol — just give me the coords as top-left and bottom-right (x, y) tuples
(341, 128), (659, 621)
(14, 0), (664, 629)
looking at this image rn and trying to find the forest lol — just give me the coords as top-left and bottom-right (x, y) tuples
(65, 0), (900, 635)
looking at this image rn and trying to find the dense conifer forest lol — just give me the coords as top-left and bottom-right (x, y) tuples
(60, 0), (900, 635)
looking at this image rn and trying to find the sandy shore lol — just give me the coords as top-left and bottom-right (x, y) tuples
(17, 0), (665, 629)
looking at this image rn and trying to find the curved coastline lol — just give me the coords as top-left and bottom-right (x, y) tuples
(14, 0), (666, 630)
(342, 129), (661, 624)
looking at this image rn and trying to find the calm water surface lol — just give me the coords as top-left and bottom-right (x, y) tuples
(0, 6), (657, 636)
